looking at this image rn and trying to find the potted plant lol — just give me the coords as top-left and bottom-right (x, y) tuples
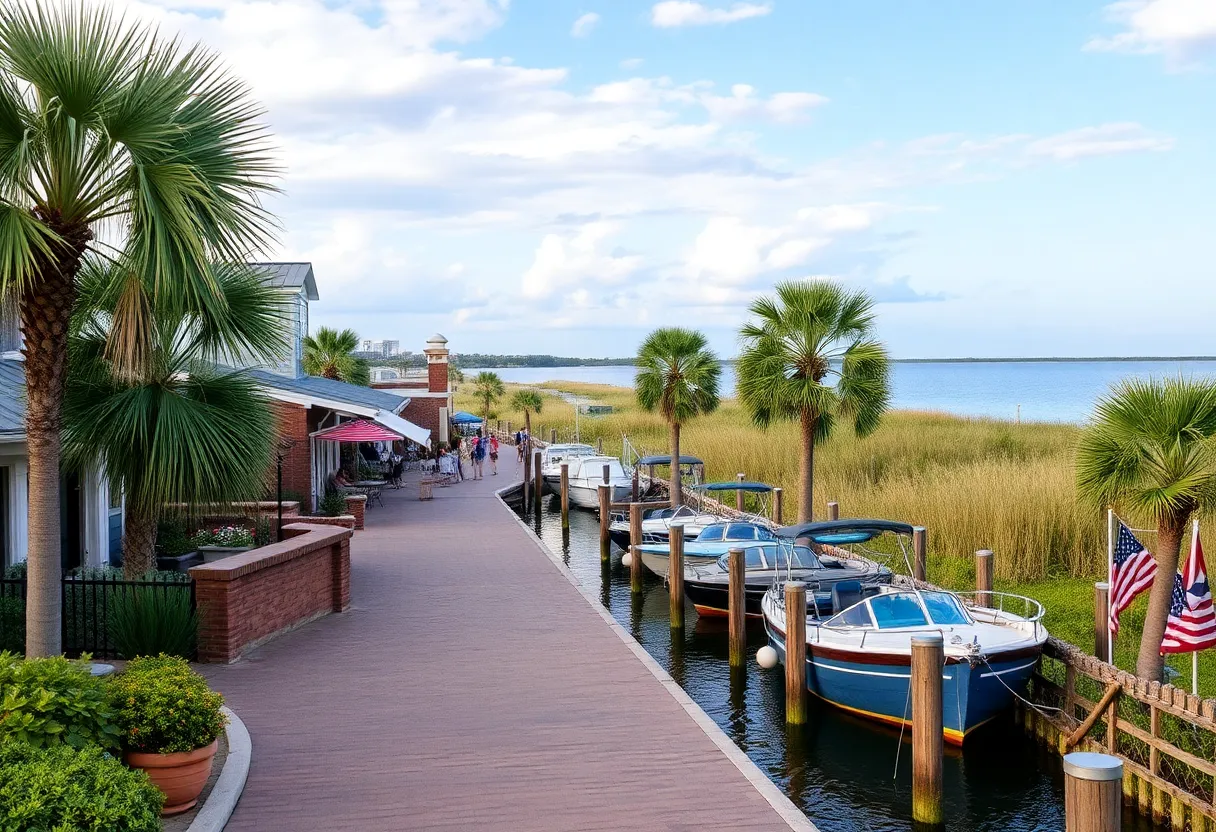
(109, 655), (227, 815)
(190, 524), (255, 562)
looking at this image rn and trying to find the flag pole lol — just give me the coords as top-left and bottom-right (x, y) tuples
(1195, 518), (1202, 696)
(1107, 507), (1116, 664)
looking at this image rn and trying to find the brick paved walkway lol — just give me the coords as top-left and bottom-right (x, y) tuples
(205, 458), (811, 831)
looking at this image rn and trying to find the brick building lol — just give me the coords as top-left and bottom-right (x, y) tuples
(369, 334), (454, 448)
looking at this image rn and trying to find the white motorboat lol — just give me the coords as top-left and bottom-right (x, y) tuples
(607, 503), (730, 550)
(565, 455), (633, 509)
(540, 444), (599, 490)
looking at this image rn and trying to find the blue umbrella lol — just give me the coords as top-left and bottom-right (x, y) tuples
(451, 411), (483, 424)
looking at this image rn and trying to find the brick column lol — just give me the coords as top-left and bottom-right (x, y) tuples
(343, 494), (366, 530)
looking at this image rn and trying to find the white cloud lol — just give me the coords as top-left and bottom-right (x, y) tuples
(1025, 123), (1175, 160)
(650, 1), (773, 28)
(571, 12), (600, 38)
(521, 222), (641, 299)
(1086, 0), (1216, 64)
(700, 84), (828, 123)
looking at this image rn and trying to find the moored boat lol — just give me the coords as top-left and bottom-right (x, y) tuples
(565, 455), (632, 509)
(540, 444), (598, 491)
(607, 503), (729, 550)
(634, 521), (778, 576)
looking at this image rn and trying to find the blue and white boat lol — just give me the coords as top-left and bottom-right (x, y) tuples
(634, 521), (776, 576)
(760, 519), (1047, 744)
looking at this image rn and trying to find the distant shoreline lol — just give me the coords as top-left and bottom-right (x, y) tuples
(462, 355), (1216, 368)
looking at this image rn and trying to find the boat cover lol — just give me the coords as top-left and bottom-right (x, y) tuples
(775, 518), (916, 541)
(636, 455), (704, 466)
(693, 482), (773, 493)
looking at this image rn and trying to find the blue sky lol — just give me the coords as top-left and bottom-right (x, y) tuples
(127, 0), (1215, 358)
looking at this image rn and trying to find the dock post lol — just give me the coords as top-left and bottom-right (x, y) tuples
(736, 473), (745, 513)
(533, 450), (543, 516)
(827, 501), (839, 521)
(550, 428), (557, 444)
(560, 463), (570, 531)
(629, 503), (644, 593)
(1064, 752), (1122, 832)
(911, 633), (944, 826)
(1095, 582), (1110, 662)
(632, 467), (639, 502)
(784, 581), (807, 725)
(912, 526), (927, 583)
(728, 548), (746, 667)
(603, 463), (610, 485)
(598, 484), (611, 562)
(597, 437), (603, 453)
(523, 437), (531, 511)
(976, 549), (994, 607)
(669, 525), (685, 629)
(772, 487), (783, 525)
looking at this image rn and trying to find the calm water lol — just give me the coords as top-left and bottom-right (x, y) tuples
(471, 361), (1216, 423)
(514, 495), (1162, 832)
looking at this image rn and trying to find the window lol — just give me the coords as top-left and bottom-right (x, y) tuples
(869, 594), (929, 629)
(744, 547), (765, 569)
(772, 546), (821, 570)
(828, 603), (873, 629)
(922, 592), (970, 626)
(756, 526), (776, 541)
(727, 524), (756, 540)
(698, 526), (724, 541)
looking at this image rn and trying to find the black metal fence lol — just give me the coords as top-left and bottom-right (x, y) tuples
(0, 570), (195, 659)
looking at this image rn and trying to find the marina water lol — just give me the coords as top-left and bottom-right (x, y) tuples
(476, 360), (1216, 423)
(513, 494), (1163, 831)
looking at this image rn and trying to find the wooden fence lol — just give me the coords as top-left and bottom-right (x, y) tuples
(1023, 636), (1216, 830)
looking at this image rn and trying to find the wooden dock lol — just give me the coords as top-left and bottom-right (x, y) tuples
(202, 458), (816, 831)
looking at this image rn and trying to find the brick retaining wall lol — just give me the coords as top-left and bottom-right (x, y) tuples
(190, 522), (352, 663)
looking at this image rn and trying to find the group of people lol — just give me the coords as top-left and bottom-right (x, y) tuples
(513, 428), (530, 462)
(435, 431), (500, 482)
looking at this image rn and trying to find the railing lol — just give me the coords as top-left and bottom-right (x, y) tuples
(0, 569), (195, 659)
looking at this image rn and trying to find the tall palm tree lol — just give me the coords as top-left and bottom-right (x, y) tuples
(635, 328), (721, 508)
(63, 260), (286, 578)
(0, 4), (276, 656)
(1076, 377), (1216, 681)
(302, 327), (369, 386)
(510, 389), (543, 440)
(737, 281), (890, 523)
(471, 372), (504, 428)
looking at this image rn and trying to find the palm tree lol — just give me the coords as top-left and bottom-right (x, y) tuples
(635, 328), (721, 508)
(0, 5), (276, 656)
(510, 389), (543, 441)
(302, 327), (369, 385)
(64, 260), (284, 578)
(737, 281), (890, 523)
(471, 372), (505, 428)
(1076, 377), (1216, 680)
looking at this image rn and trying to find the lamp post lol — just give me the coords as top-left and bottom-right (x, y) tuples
(276, 437), (297, 542)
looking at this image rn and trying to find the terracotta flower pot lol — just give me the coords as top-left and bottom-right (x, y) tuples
(126, 739), (218, 816)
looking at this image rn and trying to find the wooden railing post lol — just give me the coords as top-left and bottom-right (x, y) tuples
(827, 501), (839, 521)
(631, 467), (639, 502)
(772, 487), (783, 525)
(629, 503), (644, 593)
(1063, 752), (1122, 832)
(1095, 582), (1110, 662)
(911, 633), (944, 826)
(560, 463), (570, 531)
(550, 428), (557, 444)
(785, 581), (807, 725)
(669, 525), (685, 629)
(913, 526), (927, 582)
(598, 484), (611, 563)
(728, 548), (746, 667)
(533, 450), (543, 517)
(597, 437), (604, 453)
(976, 549), (993, 607)
(736, 472), (745, 513)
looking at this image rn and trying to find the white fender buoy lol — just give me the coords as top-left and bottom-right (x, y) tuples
(756, 645), (779, 669)
(621, 551), (633, 568)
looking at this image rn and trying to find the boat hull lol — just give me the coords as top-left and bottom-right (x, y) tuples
(764, 619), (1039, 743)
(567, 483), (630, 510)
(638, 550), (719, 578)
(686, 581), (832, 618)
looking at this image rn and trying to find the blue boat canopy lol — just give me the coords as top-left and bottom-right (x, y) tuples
(451, 411), (482, 424)
(692, 482), (773, 493)
(775, 518), (916, 542)
(636, 454), (704, 466)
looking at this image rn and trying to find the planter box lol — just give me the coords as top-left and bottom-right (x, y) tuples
(156, 551), (204, 573)
(197, 545), (254, 564)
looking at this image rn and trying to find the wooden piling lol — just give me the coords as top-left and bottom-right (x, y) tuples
(550, 428), (557, 443)
(669, 525), (685, 629)
(598, 484), (611, 562)
(911, 632), (944, 826)
(784, 581), (807, 725)
(976, 549), (994, 607)
(603, 463), (610, 485)
(736, 473), (745, 513)
(827, 501), (839, 521)
(632, 467), (639, 502)
(1063, 752), (1122, 832)
(597, 437), (603, 453)
(560, 463), (570, 530)
(523, 438), (531, 510)
(913, 526), (927, 583)
(772, 487), (783, 525)
(533, 450), (543, 515)
(728, 548), (746, 667)
(1094, 582), (1110, 662)
(629, 503), (644, 593)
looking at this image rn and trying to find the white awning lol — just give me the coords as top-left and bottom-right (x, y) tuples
(373, 409), (431, 447)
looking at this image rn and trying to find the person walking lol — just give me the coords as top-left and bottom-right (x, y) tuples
(516, 429), (525, 463)
(453, 437), (466, 482)
(489, 435), (500, 475)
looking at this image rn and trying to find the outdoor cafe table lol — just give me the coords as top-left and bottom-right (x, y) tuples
(352, 480), (387, 507)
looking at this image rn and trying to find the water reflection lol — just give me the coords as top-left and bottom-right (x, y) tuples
(517, 492), (1112, 831)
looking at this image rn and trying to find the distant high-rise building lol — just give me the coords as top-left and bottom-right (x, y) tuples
(381, 340), (400, 356)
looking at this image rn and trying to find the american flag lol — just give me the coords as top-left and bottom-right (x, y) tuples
(1161, 528), (1216, 653)
(1110, 522), (1156, 636)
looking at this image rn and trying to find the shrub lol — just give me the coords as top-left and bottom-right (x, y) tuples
(0, 652), (120, 749)
(253, 514), (273, 547)
(318, 488), (347, 517)
(0, 595), (23, 654)
(109, 585), (199, 660)
(0, 742), (163, 830)
(109, 655), (226, 753)
(156, 517), (195, 558)
(3, 561), (25, 580)
(190, 524), (254, 548)
(61, 567), (190, 657)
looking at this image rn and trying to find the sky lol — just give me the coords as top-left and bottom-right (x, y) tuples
(121, 0), (1215, 359)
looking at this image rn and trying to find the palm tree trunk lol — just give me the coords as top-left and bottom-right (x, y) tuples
(1136, 513), (1187, 680)
(670, 422), (681, 507)
(122, 511), (157, 579)
(798, 410), (816, 523)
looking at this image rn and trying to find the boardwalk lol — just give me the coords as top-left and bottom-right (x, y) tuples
(204, 458), (812, 831)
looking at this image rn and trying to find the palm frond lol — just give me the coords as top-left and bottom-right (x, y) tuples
(635, 327), (721, 425)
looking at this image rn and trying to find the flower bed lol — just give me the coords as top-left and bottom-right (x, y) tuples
(190, 525), (255, 549)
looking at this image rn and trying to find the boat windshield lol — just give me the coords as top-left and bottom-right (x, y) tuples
(922, 592), (970, 625)
(869, 593), (929, 629)
(770, 546), (821, 569)
(716, 548), (765, 569)
(698, 526), (725, 541)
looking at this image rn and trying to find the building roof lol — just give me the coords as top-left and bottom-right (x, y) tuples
(0, 359), (23, 436)
(250, 262), (319, 301)
(247, 369), (408, 414)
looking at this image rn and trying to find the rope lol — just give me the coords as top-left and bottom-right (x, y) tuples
(1112, 510), (1156, 536)
(978, 654), (1062, 718)
(893, 676), (911, 780)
